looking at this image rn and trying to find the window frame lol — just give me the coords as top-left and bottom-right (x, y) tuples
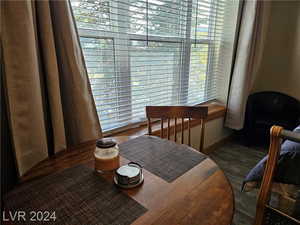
(75, 0), (216, 131)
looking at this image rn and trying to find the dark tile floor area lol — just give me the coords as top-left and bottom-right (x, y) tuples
(209, 141), (267, 225)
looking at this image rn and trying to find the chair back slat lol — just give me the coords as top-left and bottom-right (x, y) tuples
(181, 118), (184, 144)
(188, 118), (191, 146)
(199, 119), (205, 152)
(167, 118), (170, 140)
(147, 118), (152, 135)
(146, 106), (208, 151)
(174, 118), (177, 142)
(160, 119), (164, 138)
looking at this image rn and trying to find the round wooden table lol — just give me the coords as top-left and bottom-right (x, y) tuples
(22, 135), (234, 225)
(110, 136), (234, 225)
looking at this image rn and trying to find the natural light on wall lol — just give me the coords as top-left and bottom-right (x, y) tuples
(71, 0), (239, 131)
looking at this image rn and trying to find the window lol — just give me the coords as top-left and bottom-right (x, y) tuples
(71, 0), (239, 131)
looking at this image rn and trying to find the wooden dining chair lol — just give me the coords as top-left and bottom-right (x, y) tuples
(254, 125), (300, 225)
(145, 106), (208, 152)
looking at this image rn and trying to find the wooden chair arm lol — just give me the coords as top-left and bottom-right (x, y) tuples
(254, 125), (283, 225)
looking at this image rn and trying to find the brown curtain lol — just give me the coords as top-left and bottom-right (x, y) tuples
(1, 43), (18, 195)
(225, 0), (271, 130)
(1, 0), (102, 176)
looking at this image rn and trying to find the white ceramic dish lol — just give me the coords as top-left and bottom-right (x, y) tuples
(113, 174), (144, 189)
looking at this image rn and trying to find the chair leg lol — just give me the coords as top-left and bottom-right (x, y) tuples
(199, 119), (205, 152)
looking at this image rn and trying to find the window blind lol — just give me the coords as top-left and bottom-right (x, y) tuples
(71, 0), (239, 131)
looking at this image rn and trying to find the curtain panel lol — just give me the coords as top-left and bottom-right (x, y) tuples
(1, 0), (102, 176)
(1, 43), (18, 195)
(225, 0), (271, 130)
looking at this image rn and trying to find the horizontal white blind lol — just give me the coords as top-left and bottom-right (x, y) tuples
(71, 0), (238, 131)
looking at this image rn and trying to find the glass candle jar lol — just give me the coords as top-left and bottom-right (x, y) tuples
(94, 138), (120, 172)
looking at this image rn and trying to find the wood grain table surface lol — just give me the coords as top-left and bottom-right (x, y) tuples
(19, 136), (234, 225)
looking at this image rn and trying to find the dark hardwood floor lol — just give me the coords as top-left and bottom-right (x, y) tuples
(209, 140), (267, 225)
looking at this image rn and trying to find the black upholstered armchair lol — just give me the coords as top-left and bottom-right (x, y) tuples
(244, 91), (300, 145)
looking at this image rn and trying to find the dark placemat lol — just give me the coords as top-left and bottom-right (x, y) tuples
(3, 165), (147, 225)
(119, 135), (207, 182)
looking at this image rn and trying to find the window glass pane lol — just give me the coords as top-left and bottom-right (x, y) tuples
(190, 0), (219, 40)
(128, 0), (147, 34)
(71, 0), (113, 31)
(188, 44), (209, 105)
(128, 0), (187, 37)
(129, 41), (181, 121)
(80, 37), (120, 130)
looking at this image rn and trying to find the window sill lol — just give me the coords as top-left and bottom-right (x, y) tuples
(105, 102), (226, 138)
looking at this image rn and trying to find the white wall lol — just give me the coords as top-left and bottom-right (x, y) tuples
(171, 117), (232, 151)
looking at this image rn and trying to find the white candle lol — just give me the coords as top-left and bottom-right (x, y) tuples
(94, 146), (120, 172)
